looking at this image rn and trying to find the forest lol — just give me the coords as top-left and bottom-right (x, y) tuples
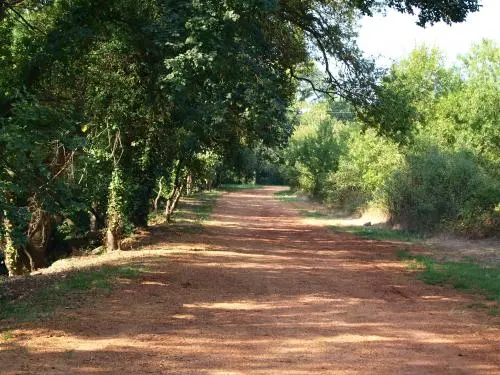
(0, 0), (496, 278)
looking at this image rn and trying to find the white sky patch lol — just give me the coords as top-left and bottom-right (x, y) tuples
(357, 0), (500, 66)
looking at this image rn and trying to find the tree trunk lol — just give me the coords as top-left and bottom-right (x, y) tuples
(2, 204), (52, 276)
(105, 166), (125, 251)
(106, 227), (120, 251)
(171, 185), (183, 213)
(165, 185), (183, 222)
(129, 133), (157, 228)
(164, 161), (184, 222)
(90, 211), (97, 232)
(164, 198), (172, 217)
(90, 206), (105, 231)
(153, 177), (163, 214)
(26, 207), (51, 270)
(164, 188), (177, 222)
(2, 217), (26, 276)
(186, 174), (192, 195)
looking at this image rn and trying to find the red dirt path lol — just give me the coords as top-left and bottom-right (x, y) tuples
(1, 186), (499, 374)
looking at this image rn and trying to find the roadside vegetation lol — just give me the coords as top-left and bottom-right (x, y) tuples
(172, 191), (222, 226)
(282, 42), (499, 239)
(279, 43), (499, 313)
(0, 0), (481, 278)
(0, 265), (145, 323)
(330, 226), (422, 243)
(219, 184), (263, 191)
(274, 190), (300, 203)
(397, 248), (500, 316)
(0, 187), (219, 324)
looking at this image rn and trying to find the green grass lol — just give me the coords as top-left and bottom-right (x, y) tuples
(219, 184), (263, 191)
(396, 248), (500, 311)
(0, 265), (146, 323)
(300, 209), (327, 218)
(274, 189), (299, 202)
(331, 226), (422, 242)
(178, 191), (221, 223)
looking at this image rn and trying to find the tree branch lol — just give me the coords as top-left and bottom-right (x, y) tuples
(5, 3), (46, 35)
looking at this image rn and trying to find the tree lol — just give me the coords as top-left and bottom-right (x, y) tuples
(436, 40), (500, 174)
(360, 46), (460, 143)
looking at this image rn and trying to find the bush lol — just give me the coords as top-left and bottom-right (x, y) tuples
(385, 147), (500, 236)
(326, 128), (403, 212)
(283, 114), (347, 199)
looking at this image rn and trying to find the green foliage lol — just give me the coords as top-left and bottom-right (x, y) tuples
(376, 41), (500, 236)
(376, 0), (480, 27)
(1, 209), (30, 275)
(218, 147), (259, 185)
(327, 127), (403, 212)
(328, 99), (356, 122)
(427, 40), (500, 176)
(283, 103), (403, 213)
(385, 147), (500, 235)
(363, 46), (459, 143)
(1, 0), (310, 266)
(283, 102), (347, 199)
(106, 167), (127, 236)
(283, 42), (499, 238)
(173, 191), (221, 224)
(54, 266), (143, 292)
(255, 146), (286, 185)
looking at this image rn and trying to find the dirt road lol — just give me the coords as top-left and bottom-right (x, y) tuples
(1, 186), (499, 374)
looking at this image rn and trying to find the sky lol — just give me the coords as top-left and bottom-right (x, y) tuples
(357, 0), (500, 67)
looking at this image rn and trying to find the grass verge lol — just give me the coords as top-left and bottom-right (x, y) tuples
(331, 226), (422, 242)
(396, 248), (500, 316)
(300, 210), (327, 218)
(219, 184), (263, 191)
(176, 191), (221, 223)
(0, 265), (146, 323)
(274, 189), (299, 202)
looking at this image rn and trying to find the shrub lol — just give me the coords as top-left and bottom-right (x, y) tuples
(326, 128), (403, 212)
(385, 147), (500, 236)
(283, 114), (347, 199)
